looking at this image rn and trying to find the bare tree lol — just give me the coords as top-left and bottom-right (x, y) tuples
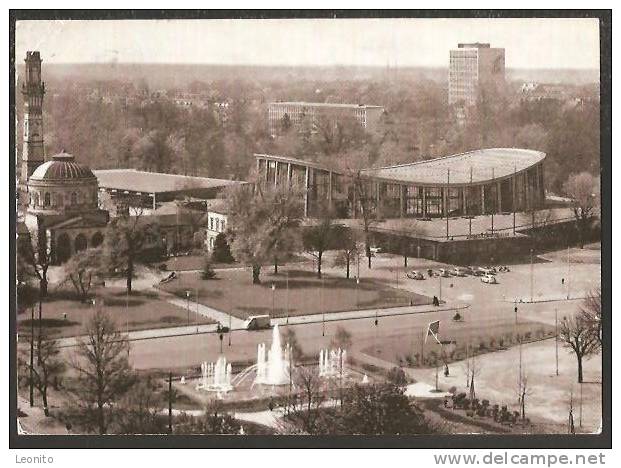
(303, 203), (338, 279)
(579, 287), (602, 351)
(18, 330), (65, 416)
(72, 309), (134, 434)
(17, 231), (51, 298)
(332, 227), (359, 279)
(559, 313), (600, 383)
(562, 172), (599, 248)
(517, 374), (533, 421)
(60, 248), (102, 302)
(330, 325), (353, 350)
(291, 366), (326, 434)
(104, 207), (159, 294)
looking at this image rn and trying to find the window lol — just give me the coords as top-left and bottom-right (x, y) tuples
(210, 217), (214, 230)
(221, 220), (226, 231)
(215, 218), (220, 232)
(43, 193), (50, 207)
(71, 192), (77, 205)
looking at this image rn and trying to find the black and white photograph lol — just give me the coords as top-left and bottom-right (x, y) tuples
(8, 9), (611, 453)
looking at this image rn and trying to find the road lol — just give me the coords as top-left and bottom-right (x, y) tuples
(56, 249), (600, 374)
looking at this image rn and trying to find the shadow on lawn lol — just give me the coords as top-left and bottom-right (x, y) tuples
(20, 318), (80, 329)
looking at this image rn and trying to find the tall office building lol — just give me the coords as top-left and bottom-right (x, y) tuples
(448, 43), (505, 107)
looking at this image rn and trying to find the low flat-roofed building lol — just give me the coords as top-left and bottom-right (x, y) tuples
(268, 101), (384, 135)
(93, 169), (246, 211)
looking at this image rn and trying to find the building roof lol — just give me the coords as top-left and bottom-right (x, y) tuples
(270, 101), (383, 109)
(30, 152), (96, 181)
(93, 169), (244, 195)
(361, 148), (545, 186)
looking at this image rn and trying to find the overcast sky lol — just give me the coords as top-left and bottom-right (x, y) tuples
(16, 18), (600, 69)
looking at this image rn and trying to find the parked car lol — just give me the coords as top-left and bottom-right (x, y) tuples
(452, 267), (468, 277)
(243, 315), (271, 330)
(406, 270), (425, 280)
(216, 322), (230, 333)
(481, 274), (498, 284)
(438, 268), (451, 277)
(479, 267), (496, 275)
(369, 246), (382, 255)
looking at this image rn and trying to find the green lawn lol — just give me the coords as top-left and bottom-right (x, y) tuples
(158, 268), (432, 320)
(17, 286), (215, 338)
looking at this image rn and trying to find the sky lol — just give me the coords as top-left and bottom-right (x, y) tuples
(15, 18), (600, 69)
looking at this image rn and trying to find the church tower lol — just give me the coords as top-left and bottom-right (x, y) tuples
(21, 51), (46, 183)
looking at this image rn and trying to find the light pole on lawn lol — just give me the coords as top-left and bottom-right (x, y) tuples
(530, 248), (534, 303)
(355, 276), (360, 308)
(195, 286), (199, 333)
(321, 276), (325, 337)
(515, 302), (522, 394)
(555, 308), (559, 376)
(185, 290), (190, 326)
(271, 283), (276, 319)
(286, 270), (290, 325)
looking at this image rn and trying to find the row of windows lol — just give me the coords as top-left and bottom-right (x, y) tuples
(209, 216), (226, 232)
(31, 189), (99, 209)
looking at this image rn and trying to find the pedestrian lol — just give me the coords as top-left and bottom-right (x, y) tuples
(561, 278), (565, 285)
(268, 398), (274, 412)
(444, 363), (449, 377)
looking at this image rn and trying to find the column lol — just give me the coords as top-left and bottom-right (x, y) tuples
(496, 182), (502, 214)
(375, 182), (382, 219)
(400, 185), (406, 218)
(442, 188), (447, 218)
(287, 163), (292, 189)
(512, 174), (516, 212)
(524, 171), (531, 211)
(534, 164), (541, 208)
(422, 187), (427, 218)
(328, 171), (333, 209)
(480, 185), (485, 214)
(274, 161), (279, 185)
(304, 166), (310, 217)
(461, 187), (467, 215)
(152, 192), (156, 211)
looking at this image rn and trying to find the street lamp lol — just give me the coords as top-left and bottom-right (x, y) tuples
(530, 248), (534, 302)
(271, 283), (276, 317)
(321, 277), (325, 337)
(355, 276), (360, 308)
(185, 290), (190, 326)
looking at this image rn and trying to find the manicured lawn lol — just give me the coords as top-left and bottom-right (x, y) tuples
(156, 254), (309, 271)
(158, 268), (432, 320)
(17, 286), (215, 338)
(360, 317), (556, 368)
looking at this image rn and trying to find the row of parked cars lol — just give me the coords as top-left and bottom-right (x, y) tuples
(406, 265), (510, 284)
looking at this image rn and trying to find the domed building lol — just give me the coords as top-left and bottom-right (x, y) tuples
(24, 151), (109, 264)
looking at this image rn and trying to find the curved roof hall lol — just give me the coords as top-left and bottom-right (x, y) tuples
(361, 148), (545, 186)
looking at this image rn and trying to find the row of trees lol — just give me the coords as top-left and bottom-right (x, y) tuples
(224, 184), (378, 284)
(16, 72), (599, 195)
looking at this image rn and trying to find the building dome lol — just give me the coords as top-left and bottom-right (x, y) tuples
(30, 152), (96, 181)
(27, 151), (100, 216)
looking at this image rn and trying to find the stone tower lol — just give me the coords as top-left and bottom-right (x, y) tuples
(21, 51), (46, 183)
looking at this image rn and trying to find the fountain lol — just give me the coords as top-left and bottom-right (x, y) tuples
(318, 348), (347, 378)
(361, 374), (369, 385)
(196, 355), (233, 393)
(254, 324), (290, 386)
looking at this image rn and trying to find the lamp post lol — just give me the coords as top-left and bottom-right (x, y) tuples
(515, 302), (522, 393)
(286, 271), (290, 325)
(271, 283), (276, 319)
(321, 277), (325, 337)
(355, 276), (360, 308)
(185, 290), (190, 326)
(530, 248), (534, 303)
(555, 308), (559, 376)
